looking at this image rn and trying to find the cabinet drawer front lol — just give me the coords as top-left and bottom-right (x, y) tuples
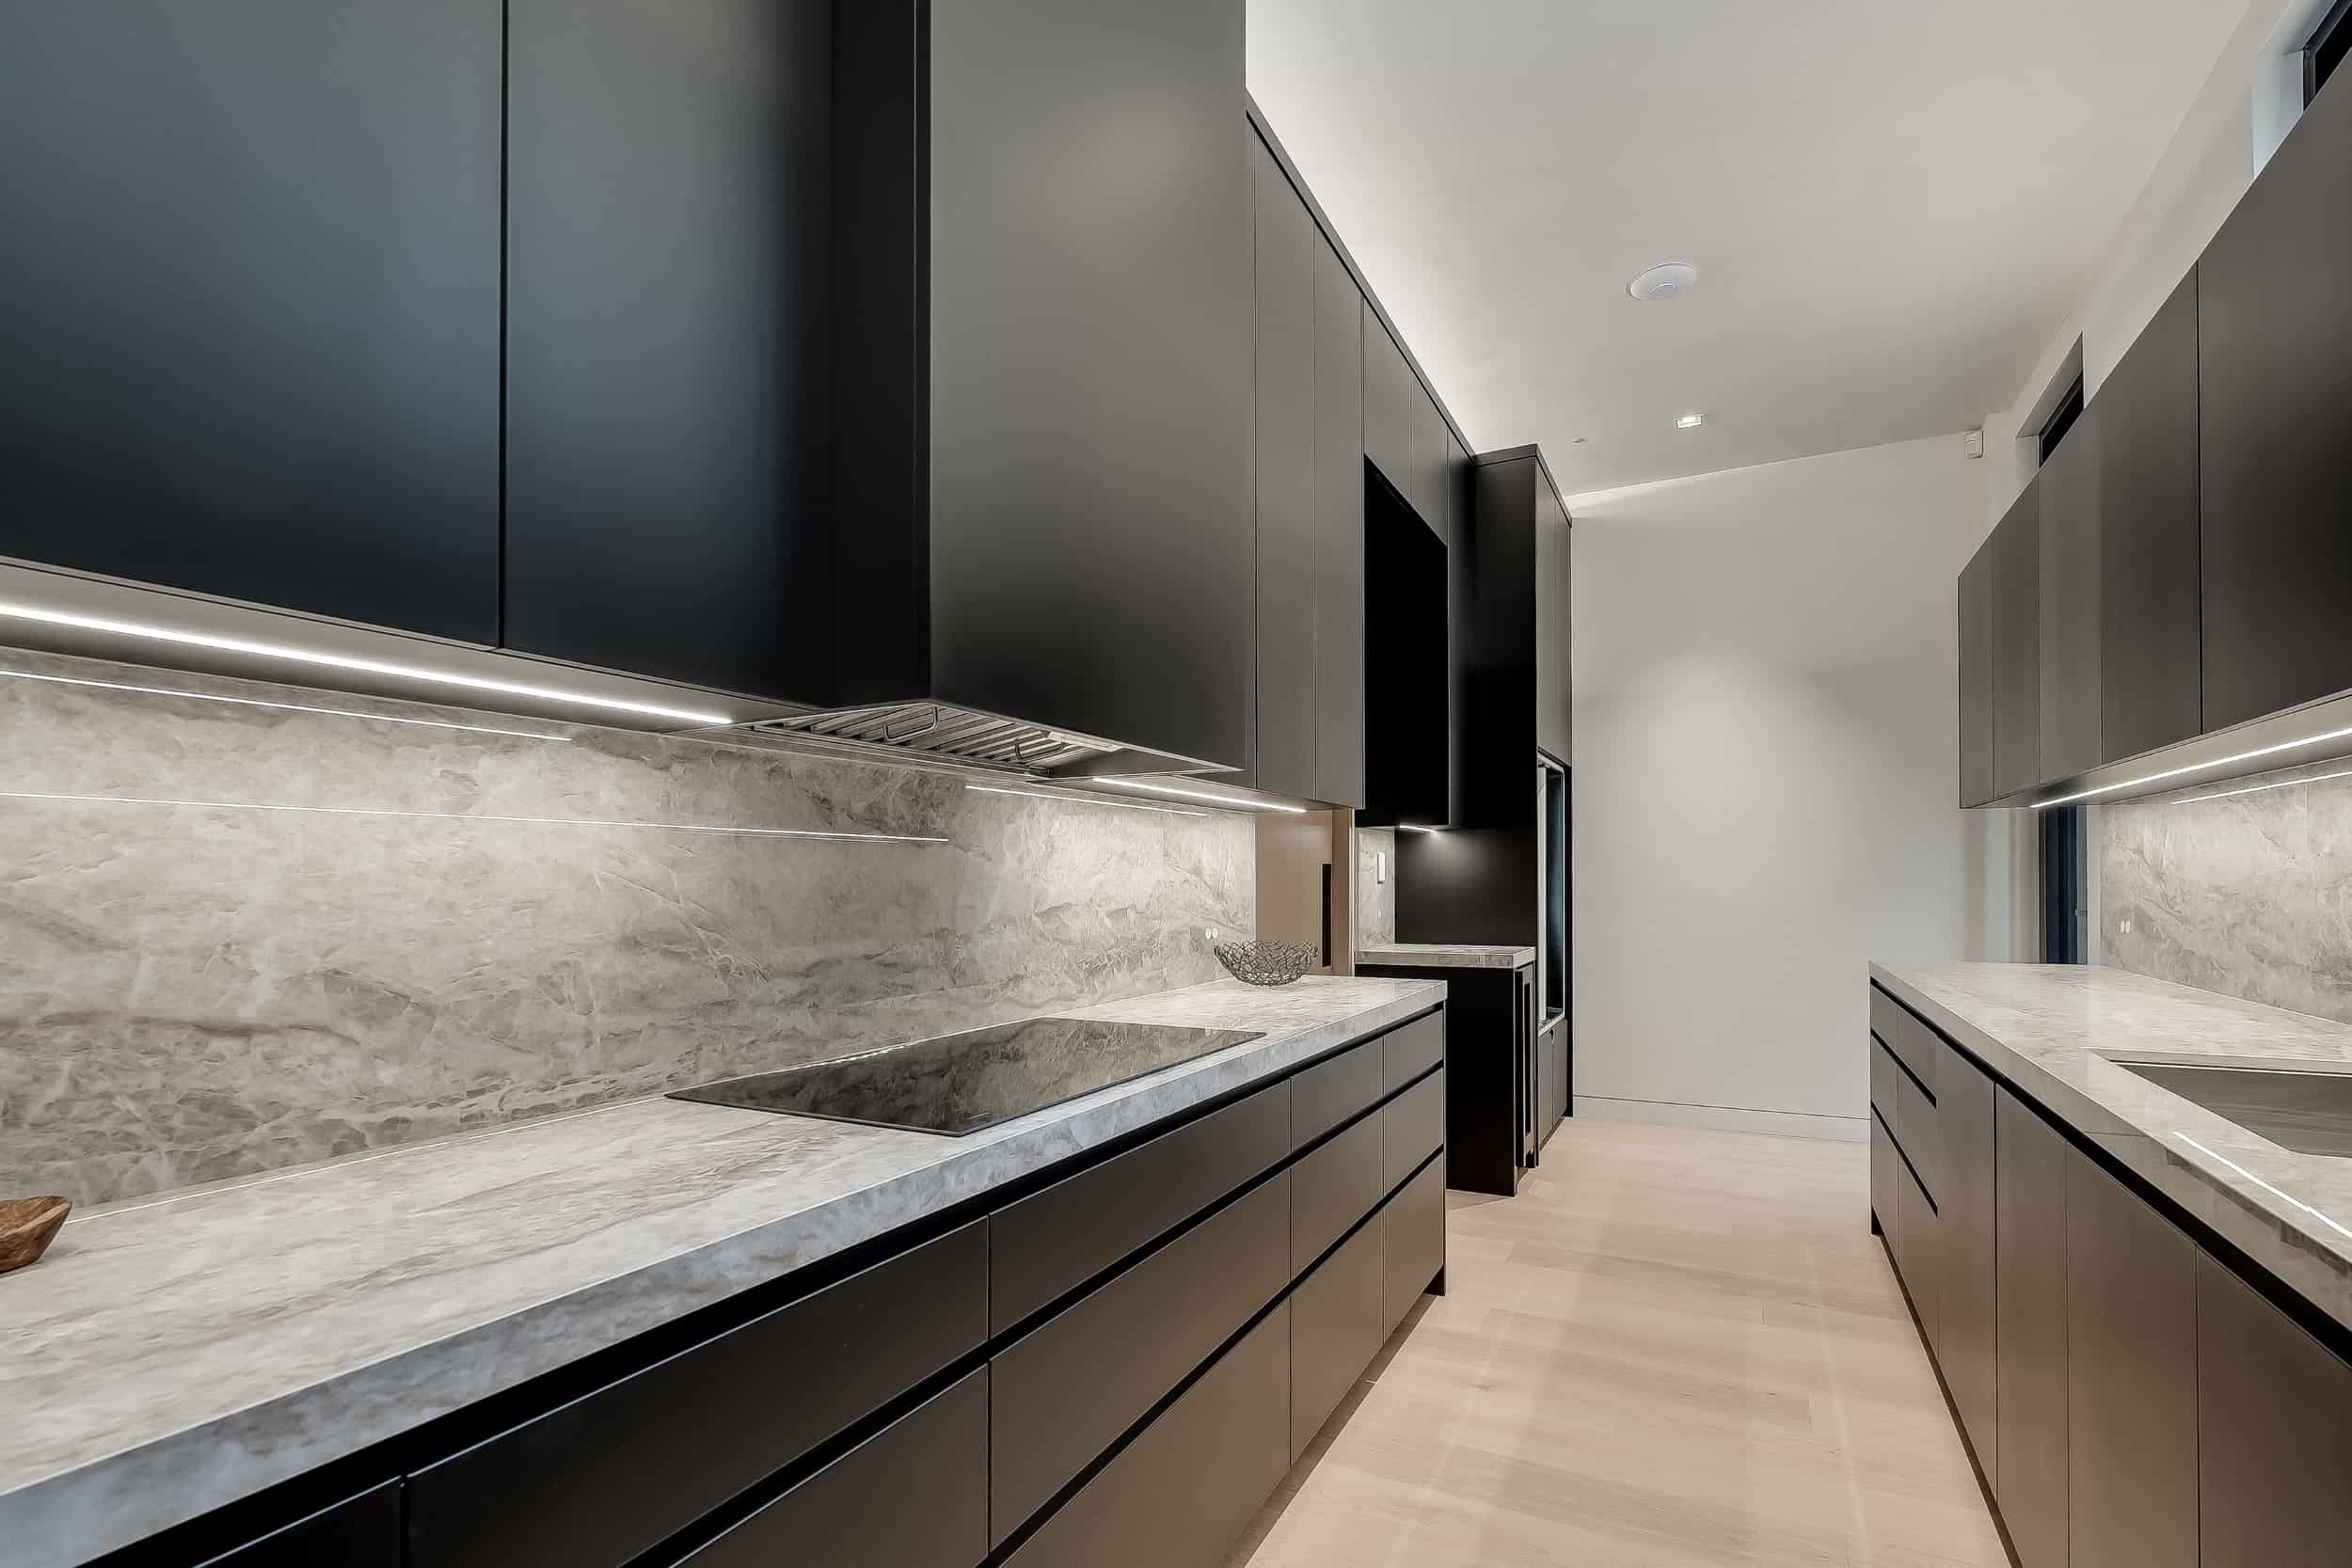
(1292, 1109), (1383, 1275)
(1869, 1035), (1899, 1121)
(1892, 1009), (1942, 1095)
(675, 1369), (987, 1568)
(1869, 1110), (1899, 1249)
(1005, 1304), (1291, 1568)
(1381, 1070), (1444, 1191)
(993, 1080), (1291, 1333)
(1294, 1038), (1384, 1148)
(1290, 1217), (1383, 1461)
(407, 1221), (986, 1568)
(200, 1482), (401, 1568)
(990, 1172), (1291, 1544)
(1895, 1160), (1938, 1348)
(1896, 1070), (1939, 1200)
(1868, 987), (1906, 1059)
(1379, 1010), (1445, 1090)
(1381, 1154), (1444, 1337)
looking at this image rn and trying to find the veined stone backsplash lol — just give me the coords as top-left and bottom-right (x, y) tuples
(2102, 757), (2352, 1024)
(0, 647), (1251, 1208)
(1357, 827), (1395, 948)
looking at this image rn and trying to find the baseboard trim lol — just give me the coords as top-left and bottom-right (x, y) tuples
(1572, 1095), (1868, 1144)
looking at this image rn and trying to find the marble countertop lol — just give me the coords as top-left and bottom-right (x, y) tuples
(1358, 942), (1536, 971)
(0, 976), (1446, 1568)
(1874, 962), (2352, 1338)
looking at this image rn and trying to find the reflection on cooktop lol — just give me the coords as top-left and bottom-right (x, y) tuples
(669, 1016), (1266, 1135)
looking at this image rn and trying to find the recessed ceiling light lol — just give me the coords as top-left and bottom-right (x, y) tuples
(1629, 262), (1699, 301)
(1677, 413), (1705, 430)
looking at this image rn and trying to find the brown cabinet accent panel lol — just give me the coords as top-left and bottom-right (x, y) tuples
(406, 1221), (985, 1568)
(1380, 1155), (1444, 1337)
(1380, 1010), (1445, 1090)
(991, 1080), (1291, 1333)
(1291, 1110), (1383, 1275)
(1004, 1305), (1291, 1568)
(1869, 1036), (1899, 1123)
(1934, 1041), (1997, 1476)
(990, 1173), (1291, 1544)
(1289, 1220), (1383, 1463)
(2196, 1254), (2352, 1568)
(1294, 1038), (1384, 1149)
(2065, 1148), (2195, 1568)
(1381, 1070), (1444, 1192)
(1995, 1089), (2069, 1568)
(675, 1369), (987, 1568)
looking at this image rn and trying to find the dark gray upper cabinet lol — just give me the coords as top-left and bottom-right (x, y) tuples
(0, 0), (501, 643)
(1534, 464), (1573, 765)
(1363, 315), (1417, 508)
(2198, 67), (2352, 733)
(1958, 540), (1996, 806)
(503, 0), (830, 697)
(1311, 234), (1368, 808)
(2197, 1255), (2352, 1568)
(1411, 380), (1449, 531)
(2066, 1148), (2196, 1568)
(1995, 1088), (2069, 1568)
(831, 0), (1253, 768)
(2098, 272), (2202, 763)
(2038, 404), (2103, 782)
(1991, 479), (2042, 801)
(1252, 136), (1319, 800)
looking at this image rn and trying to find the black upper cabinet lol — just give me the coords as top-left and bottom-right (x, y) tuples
(1311, 235), (1368, 808)
(1411, 382), (1449, 532)
(830, 0), (1254, 768)
(503, 0), (831, 698)
(1252, 136), (1319, 800)
(1991, 480), (2042, 800)
(0, 0), (501, 643)
(2199, 68), (2352, 732)
(1362, 469), (1449, 826)
(1534, 464), (1573, 766)
(1958, 540), (1995, 806)
(2099, 272), (2202, 763)
(2039, 404), (2103, 782)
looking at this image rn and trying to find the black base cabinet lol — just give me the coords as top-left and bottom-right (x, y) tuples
(1869, 981), (2352, 1568)
(1359, 962), (1533, 1195)
(117, 1006), (1448, 1568)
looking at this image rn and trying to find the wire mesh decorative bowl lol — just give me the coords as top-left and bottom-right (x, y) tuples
(1213, 941), (1317, 987)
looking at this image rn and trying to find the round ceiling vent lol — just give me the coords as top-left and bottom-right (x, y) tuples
(1628, 262), (1699, 301)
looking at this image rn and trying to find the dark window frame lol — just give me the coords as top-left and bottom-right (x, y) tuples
(2310, 0), (2352, 104)
(2041, 803), (2087, 964)
(2038, 374), (2086, 465)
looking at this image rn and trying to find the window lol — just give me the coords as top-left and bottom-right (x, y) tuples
(2041, 804), (2087, 964)
(2311, 0), (2352, 104)
(2038, 375), (2085, 465)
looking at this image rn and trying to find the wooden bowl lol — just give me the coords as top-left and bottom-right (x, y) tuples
(0, 1196), (71, 1274)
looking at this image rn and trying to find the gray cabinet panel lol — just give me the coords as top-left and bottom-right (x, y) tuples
(1251, 137), (1318, 798)
(1411, 381), (1449, 531)
(2197, 1254), (2352, 1567)
(1869, 1110), (1899, 1249)
(1294, 1039), (1383, 1149)
(1869, 1037), (1899, 1123)
(1381, 1154), (1444, 1336)
(2065, 1148), (2195, 1568)
(2038, 405), (2103, 782)
(1291, 1110), (1382, 1275)
(1992, 480), (2043, 800)
(1895, 1157), (1940, 1350)
(1379, 1011), (1446, 1090)
(2099, 271), (2201, 763)
(1996, 1089), (2070, 1568)
(1380, 1070), (1444, 1191)
(1895, 1070), (1940, 1202)
(1536, 467), (1574, 763)
(1935, 1042), (1997, 1475)
(1312, 234), (1368, 806)
(1960, 539), (1996, 806)
(1290, 1219), (1384, 1461)
(1363, 313), (1414, 505)
(1007, 1305), (1290, 1568)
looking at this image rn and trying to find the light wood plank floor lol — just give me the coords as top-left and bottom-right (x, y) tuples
(1227, 1118), (2008, 1567)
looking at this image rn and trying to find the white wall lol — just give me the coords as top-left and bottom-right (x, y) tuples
(1567, 436), (2001, 1138)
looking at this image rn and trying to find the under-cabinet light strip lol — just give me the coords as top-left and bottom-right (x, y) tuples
(0, 789), (946, 843)
(963, 784), (1207, 817)
(0, 667), (571, 741)
(1104, 779), (1308, 813)
(0, 601), (735, 725)
(2173, 1133), (2352, 1245)
(2168, 765), (2352, 808)
(2032, 721), (2352, 809)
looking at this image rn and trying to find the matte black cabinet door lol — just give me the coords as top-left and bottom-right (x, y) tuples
(1536, 467), (1573, 765)
(2199, 70), (2352, 732)
(1958, 541), (1996, 806)
(1290, 1218), (1384, 1461)
(1363, 314), (1416, 505)
(2065, 1148), (2195, 1568)
(198, 1483), (400, 1568)
(503, 0), (830, 697)
(1995, 1089), (2069, 1568)
(1252, 137), (1319, 798)
(0, 0), (501, 642)
(2039, 405), (2102, 782)
(1991, 481), (2042, 800)
(2099, 271), (2201, 763)
(1311, 236), (1368, 807)
(1935, 1042), (1997, 1475)
(1381, 1153), (1445, 1335)
(2197, 1255), (2352, 1567)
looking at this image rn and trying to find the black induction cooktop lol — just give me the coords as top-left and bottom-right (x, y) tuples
(669, 1017), (1266, 1135)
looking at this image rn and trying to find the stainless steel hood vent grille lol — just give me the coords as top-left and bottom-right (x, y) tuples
(734, 703), (1132, 777)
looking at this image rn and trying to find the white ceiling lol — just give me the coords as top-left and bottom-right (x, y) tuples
(1248, 0), (2253, 495)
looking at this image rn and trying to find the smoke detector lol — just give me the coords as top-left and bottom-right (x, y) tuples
(1628, 262), (1699, 301)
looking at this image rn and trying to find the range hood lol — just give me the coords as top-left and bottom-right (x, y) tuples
(731, 702), (1215, 780)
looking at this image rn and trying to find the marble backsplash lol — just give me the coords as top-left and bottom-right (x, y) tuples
(1357, 827), (1396, 948)
(2102, 757), (2352, 1024)
(0, 648), (1252, 1208)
